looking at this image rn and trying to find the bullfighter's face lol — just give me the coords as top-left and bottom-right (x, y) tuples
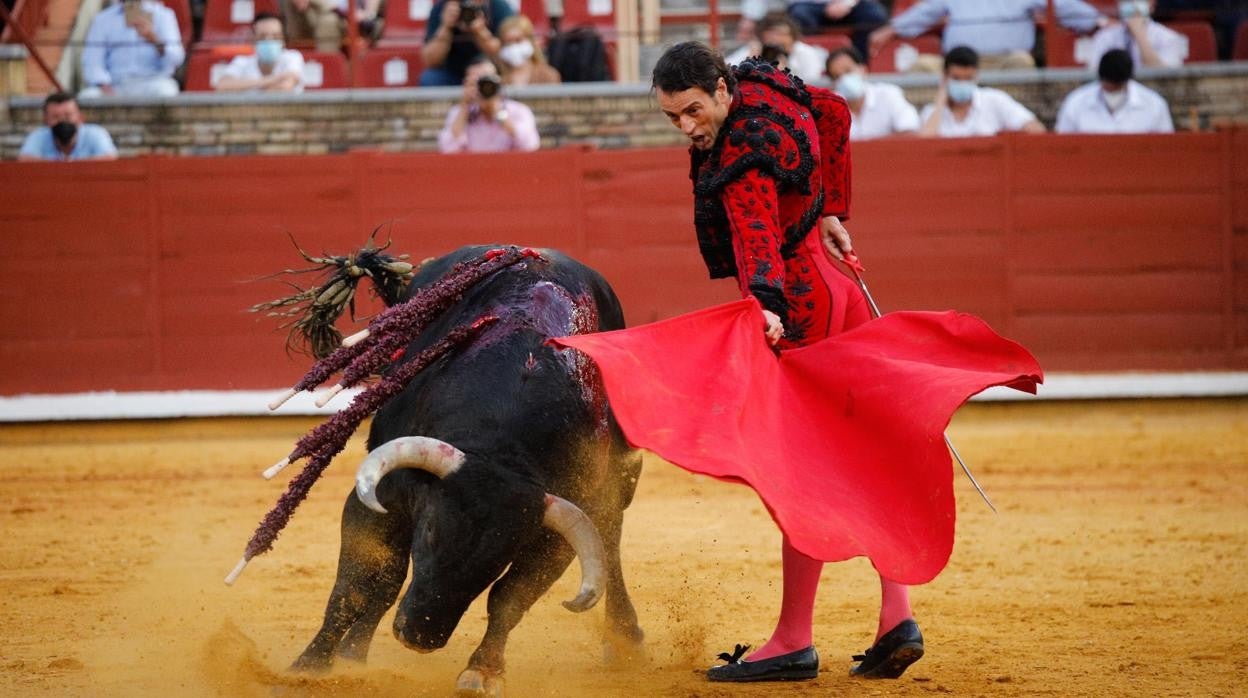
(658, 77), (732, 151)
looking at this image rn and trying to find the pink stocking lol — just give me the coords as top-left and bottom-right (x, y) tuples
(876, 575), (913, 641)
(747, 537), (822, 661)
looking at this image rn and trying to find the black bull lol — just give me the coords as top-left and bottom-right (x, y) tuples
(290, 246), (646, 693)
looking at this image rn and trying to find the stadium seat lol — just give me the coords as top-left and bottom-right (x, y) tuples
(1164, 20), (1217, 63)
(804, 32), (852, 55)
(299, 49), (350, 87)
(560, 0), (615, 36)
(1235, 20), (1248, 61)
(519, 0), (550, 36)
(379, 0), (432, 43)
(360, 45), (425, 86)
(870, 33), (940, 73)
(201, 0), (282, 44)
(183, 49), (236, 90)
(161, 0), (193, 45)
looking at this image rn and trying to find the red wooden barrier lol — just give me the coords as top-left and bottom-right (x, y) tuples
(2, 131), (1245, 396)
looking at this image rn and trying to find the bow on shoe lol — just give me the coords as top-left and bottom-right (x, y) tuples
(717, 644), (751, 665)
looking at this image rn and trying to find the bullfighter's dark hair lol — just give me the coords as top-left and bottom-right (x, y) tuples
(652, 41), (737, 96)
(944, 45), (979, 71)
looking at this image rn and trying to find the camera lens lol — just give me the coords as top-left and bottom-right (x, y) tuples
(477, 75), (501, 99)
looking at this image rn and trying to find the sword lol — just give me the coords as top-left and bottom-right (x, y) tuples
(841, 251), (998, 515)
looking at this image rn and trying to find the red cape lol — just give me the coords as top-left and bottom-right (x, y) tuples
(553, 299), (1042, 584)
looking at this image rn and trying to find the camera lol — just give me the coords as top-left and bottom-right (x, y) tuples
(457, 0), (483, 26)
(760, 43), (788, 66)
(476, 73), (502, 99)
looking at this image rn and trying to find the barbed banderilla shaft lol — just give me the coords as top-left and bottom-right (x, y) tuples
(841, 252), (998, 515)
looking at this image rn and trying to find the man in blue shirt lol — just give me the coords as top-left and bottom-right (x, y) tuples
(80, 0), (184, 97)
(419, 0), (514, 86)
(19, 92), (119, 161)
(869, 0), (1107, 70)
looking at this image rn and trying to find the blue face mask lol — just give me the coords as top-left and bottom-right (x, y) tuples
(946, 79), (976, 104)
(255, 39), (283, 64)
(1118, 1), (1149, 19)
(834, 72), (866, 102)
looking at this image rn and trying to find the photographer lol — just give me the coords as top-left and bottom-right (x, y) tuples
(420, 0), (514, 87)
(724, 13), (827, 85)
(437, 57), (540, 153)
(19, 92), (118, 162)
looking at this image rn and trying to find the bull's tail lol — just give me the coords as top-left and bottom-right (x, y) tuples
(251, 226), (416, 359)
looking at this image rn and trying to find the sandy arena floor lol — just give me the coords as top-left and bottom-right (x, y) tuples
(0, 398), (1245, 697)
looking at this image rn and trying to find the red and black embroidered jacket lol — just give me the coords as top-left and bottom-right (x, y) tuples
(690, 58), (852, 320)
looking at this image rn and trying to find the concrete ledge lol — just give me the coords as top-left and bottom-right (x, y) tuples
(2, 372), (1245, 421)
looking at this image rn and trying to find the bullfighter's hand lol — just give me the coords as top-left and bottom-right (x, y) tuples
(762, 309), (785, 346)
(820, 215), (853, 262)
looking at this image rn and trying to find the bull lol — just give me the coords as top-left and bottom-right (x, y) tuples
(274, 244), (646, 695)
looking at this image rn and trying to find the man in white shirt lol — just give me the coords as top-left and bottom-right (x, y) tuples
(919, 46), (1045, 137)
(215, 13), (306, 93)
(825, 46), (919, 140)
(1084, 0), (1188, 69)
(726, 13), (828, 86)
(1057, 49), (1174, 134)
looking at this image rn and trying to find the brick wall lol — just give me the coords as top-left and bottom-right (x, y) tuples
(2, 64), (1246, 158)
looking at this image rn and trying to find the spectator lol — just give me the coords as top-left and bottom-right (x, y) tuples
(215, 13), (305, 93)
(726, 13), (828, 85)
(497, 15), (560, 86)
(1157, 0), (1248, 60)
(825, 46), (920, 139)
(19, 92), (118, 161)
(283, 0), (347, 52)
(80, 0), (184, 97)
(420, 0), (513, 87)
(1057, 49), (1174, 133)
(869, 0), (1106, 71)
(438, 57), (540, 153)
(1085, 0), (1189, 69)
(918, 46), (1045, 137)
(737, 0), (888, 59)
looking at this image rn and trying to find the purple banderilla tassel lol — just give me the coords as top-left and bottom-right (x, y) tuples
(241, 316), (499, 562)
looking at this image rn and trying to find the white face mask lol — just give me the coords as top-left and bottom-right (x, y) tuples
(1103, 87), (1128, 111)
(834, 71), (866, 102)
(499, 41), (535, 67)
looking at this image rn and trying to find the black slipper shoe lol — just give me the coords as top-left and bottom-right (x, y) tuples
(706, 644), (819, 682)
(850, 619), (924, 679)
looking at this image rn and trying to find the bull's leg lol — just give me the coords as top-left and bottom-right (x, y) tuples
(291, 493), (412, 671)
(602, 449), (645, 664)
(457, 534), (575, 695)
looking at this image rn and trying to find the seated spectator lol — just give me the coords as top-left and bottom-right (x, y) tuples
(497, 15), (560, 86)
(19, 92), (119, 161)
(282, 0), (348, 52)
(438, 57), (540, 153)
(421, 0), (514, 87)
(726, 13), (828, 85)
(1157, 0), (1247, 60)
(870, 0), (1107, 71)
(825, 46), (920, 139)
(215, 13), (305, 93)
(80, 0), (184, 97)
(1057, 49), (1174, 133)
(1085, 0), (1188, 69)
(919, 46), (1045, 137)
(734, 0), (887, 59)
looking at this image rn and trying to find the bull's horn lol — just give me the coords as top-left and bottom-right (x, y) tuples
(354, 436), (466, 514)
(542, 494), (605, 613)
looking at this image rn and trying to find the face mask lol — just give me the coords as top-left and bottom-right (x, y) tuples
(946, 79), (976, 104)
(255, 39), (283, 64)
(1118, 1), (1149, 19)
(51, 120), (77, 146)
(499, 40), (534, 68)
(1103, 88), (1128, 110)
(834, 72), (866, 102)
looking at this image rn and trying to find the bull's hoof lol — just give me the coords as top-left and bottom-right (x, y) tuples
(288, 654), (333, 674)
(603, 627), (646, 668)
(455, 668), (504, 697)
